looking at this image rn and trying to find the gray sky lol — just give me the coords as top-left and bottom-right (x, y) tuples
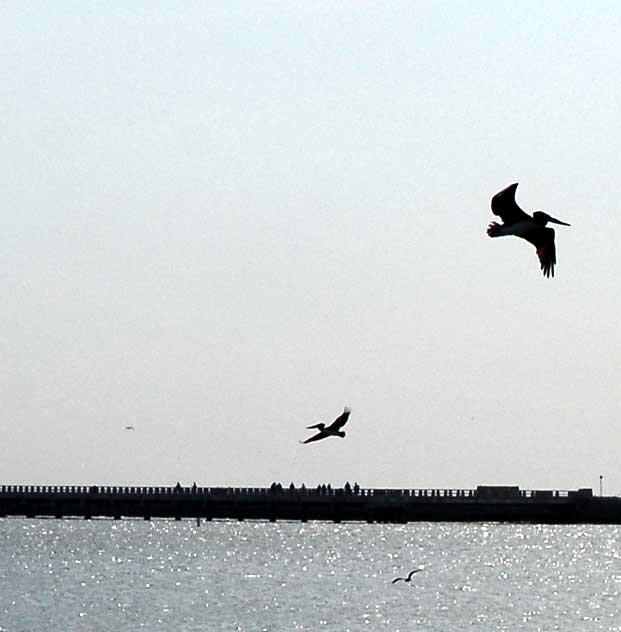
(3, 2), (621, 492)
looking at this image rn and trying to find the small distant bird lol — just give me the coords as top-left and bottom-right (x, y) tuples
(125, 426), (134, 431)
(300, 407), (351, 444)
(487, 183), (570, 278)
(392, 569), (423, 584)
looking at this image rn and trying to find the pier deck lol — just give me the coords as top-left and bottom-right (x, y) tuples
(1, 484), (619, 523)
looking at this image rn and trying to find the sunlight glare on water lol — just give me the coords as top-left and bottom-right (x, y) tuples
(1, 519), (620, 631)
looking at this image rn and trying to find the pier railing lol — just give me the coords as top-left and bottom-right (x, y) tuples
(0, 484), (591, 499)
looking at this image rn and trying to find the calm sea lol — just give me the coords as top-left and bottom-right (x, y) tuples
(1, 519), (620, 631)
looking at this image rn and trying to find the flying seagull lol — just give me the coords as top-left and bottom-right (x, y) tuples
(300, 407), (351, 444)
(391, 569), (423, 584)
(125, 426), (135, 431)
(487, 183), (570, 277)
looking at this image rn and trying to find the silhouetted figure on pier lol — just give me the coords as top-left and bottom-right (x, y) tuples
(191, 482), (197, 493)
(301, 407), (351, 444)
(392, 569), (423, 584)
(353, 482), (360, 495)
(344, 481), (351, 494)
(174, 482), (182, 493)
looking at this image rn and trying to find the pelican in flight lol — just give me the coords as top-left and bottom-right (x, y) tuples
(300, 407), (351, 444)
(487, 183), (570, 277)
(391, 569), (424, 584)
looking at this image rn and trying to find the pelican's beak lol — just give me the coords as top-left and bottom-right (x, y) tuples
(548, 215), (570, 226)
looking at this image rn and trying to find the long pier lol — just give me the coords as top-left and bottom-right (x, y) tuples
(1, 484), (621, 523)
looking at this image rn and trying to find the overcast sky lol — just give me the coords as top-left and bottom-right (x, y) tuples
(3, 2), (621, 493)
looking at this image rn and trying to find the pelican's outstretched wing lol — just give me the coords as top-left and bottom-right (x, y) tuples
(522, 226), (557, 277)
(306, 422), (325, 430)
(301, 432), (326, 444)
(491, 183), (530, 225)
(406, 569), (422, 580)
(327, 407), (351, 432)
(391, 577), (404, 584)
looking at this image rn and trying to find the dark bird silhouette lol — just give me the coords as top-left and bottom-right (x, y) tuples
(391, 569), (423, 584)
(125, 426), (134, 431)
(487, 183), (570, 277)
(300, 407), (351, 444)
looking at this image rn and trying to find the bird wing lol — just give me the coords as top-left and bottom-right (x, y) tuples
(491, 183), (530, 225)
(306, 422), (325, 430)
(327, 407), (351, 431)
(407, 569), (422, 580)
(391, 577), (403, 584)
(522, 226), (557, 278)
(301, 432), (327, 444)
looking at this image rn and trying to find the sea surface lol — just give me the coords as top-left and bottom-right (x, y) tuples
(1, 519), (620, 631)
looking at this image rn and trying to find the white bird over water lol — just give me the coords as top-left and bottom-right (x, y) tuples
(300, 407), (351, 444)
(487, 183), (570, 278)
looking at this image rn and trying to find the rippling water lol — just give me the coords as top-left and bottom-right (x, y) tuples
(1, 519), (621, 631)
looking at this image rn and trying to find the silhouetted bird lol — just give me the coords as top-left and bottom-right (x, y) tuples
(301, 407), (351, 444)
(125, 426), (134, 431)
(487, 183), (570, 277)
(391, 569), (423, 584)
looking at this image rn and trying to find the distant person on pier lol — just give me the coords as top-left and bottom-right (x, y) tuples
(191, 482), (197, 493)
(175, 482), (182, 493)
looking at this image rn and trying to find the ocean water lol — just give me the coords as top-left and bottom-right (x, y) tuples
(1, 519), (620, 631)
